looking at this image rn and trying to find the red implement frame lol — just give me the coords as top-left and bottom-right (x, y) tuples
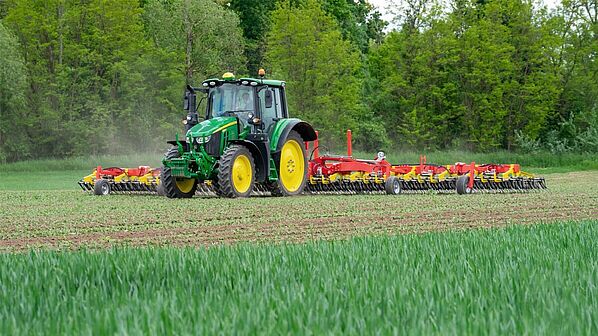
(304, 130), (525, 190)
(94, 166), (157, 179)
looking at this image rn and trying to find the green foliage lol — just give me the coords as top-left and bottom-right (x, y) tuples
(227, 0), (278, 74)
(516, 108), (598, 154)
(0, 0), (248, 160)
(0, 21), (28, 162)
(0, 0), (597, 162)
(3, 0), (178, 157)
(143, 0), (246, 82)
(227, 0), (386, 74)
(320, 0), (387, 52)
(0, 221), (596, 334)
(370, 0), (565, 151)
(266, 0), (383, 148)
(546, 0), (598, 148)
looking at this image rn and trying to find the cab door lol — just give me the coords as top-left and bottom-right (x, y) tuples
(258, 87), (283, 135)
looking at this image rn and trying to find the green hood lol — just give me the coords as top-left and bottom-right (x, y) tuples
(187, 117), (237, 137)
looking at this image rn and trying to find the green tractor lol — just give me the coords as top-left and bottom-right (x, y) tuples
(161, 71), (317, 198)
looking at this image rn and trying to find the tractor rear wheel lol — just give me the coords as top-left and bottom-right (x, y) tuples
(161, 147), (198, 198)
(456, 175), (473, 195)
(217, 144), (255, 198)
(270, 131), (307, 196)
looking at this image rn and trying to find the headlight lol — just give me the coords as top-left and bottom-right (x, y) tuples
(195, 136), (211, 144)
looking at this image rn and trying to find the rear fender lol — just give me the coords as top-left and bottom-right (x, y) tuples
(271, 119), (317, 152)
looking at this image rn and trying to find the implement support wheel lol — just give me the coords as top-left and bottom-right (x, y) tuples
(93, 179), (111, 195)
(385, 176), (401, 195)
(456, 175), (473, 195)
(161, 147), (198, 198)
(270, 131), (307, 196)
(217, 144), (255, 198)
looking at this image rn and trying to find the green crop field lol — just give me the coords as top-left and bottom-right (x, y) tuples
(0, 158), (597, 334)
(1, 221), (596, 335)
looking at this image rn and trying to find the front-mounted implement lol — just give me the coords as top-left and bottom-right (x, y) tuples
(78, 166), (161, 195)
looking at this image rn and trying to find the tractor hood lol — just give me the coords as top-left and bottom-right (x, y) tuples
(187, 117), (238, 138)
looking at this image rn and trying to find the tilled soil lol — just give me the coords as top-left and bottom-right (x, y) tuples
(0, 171), (596, 251)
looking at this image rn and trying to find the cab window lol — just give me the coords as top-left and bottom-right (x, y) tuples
(209, 84), (255, 119)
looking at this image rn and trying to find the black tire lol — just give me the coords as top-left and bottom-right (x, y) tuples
(156, 183), (165, 196)
(93, 179), (111, 195)
(161, 147), (198, 198)
(267, 181), (284, 197)
(456, 175), (473, 195)
(217, 144), (255, 198)
(269, 131), (307, 196)
(385, 176), (401, 195)
(211, 178), (224, 197)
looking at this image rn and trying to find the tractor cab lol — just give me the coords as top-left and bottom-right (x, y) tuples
(197, 73), (288, 136)
(162, 71), (317, 199)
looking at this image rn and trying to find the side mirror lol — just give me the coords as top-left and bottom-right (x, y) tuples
(184, 91), (196, 112)
(183, 93), (190, 111)
(265, 90), (273, 109)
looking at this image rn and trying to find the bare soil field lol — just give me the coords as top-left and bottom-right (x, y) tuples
(0, 171), (596, 251)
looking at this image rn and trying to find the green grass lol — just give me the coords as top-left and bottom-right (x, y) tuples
(0, 153), (163, 190)
(0, 150), (595, 174)
(0, 152), (164, 173)
(0, 221), (596, 335)
(0, 170), (89, 190)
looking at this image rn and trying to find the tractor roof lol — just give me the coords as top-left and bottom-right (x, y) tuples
(242, 78), (286, 87)
(202, 74), (285, 88)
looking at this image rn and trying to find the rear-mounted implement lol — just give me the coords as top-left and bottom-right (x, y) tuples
(305, 130), (546, 195)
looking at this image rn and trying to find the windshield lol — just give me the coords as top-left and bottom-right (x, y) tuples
(208, 84), (255, 119)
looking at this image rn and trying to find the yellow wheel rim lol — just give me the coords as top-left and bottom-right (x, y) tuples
(232, 154), (252, 193)
(175, 178), (195, 193)
(280, 139), (305, 192)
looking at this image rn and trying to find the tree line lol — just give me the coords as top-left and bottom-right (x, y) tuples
(0, 0), (596, 162)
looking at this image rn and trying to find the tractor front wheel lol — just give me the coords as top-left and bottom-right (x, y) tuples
(161, 147), (198, 198)
(217, 144), (255, 198)
(270, 131), (307, 196)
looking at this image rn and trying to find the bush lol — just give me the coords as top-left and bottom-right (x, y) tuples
(515, 108), (598, 154)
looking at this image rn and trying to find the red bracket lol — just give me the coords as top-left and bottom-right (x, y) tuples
(468, 162), (475, 189)
(346, 129), (352, 157)
(314, 131), (320, 159)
